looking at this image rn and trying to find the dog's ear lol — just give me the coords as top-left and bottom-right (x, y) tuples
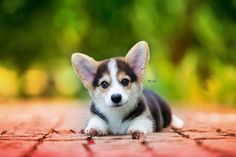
(125, 41), (150, 80)
(71, 53), (97, 89)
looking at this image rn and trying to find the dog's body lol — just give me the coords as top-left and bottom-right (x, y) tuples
(90, 88), (172, 135)
(72, 41), (184, 136)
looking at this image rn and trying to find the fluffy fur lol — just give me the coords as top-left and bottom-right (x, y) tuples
(72, 41), (184, 136)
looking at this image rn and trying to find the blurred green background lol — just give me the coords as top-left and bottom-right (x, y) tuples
(0, 0), (235, 106)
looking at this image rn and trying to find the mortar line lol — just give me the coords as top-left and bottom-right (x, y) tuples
(21, 115), (64, 157)
(82, 143), (95, 157)
(0, 130), (7, 136)
(137, 134), (166, 157)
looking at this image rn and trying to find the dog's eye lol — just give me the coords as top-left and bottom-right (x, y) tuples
(121, 79), (129, 87)
(100, 81), (109, 89)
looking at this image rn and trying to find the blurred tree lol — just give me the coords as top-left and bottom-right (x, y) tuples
(0, 0), (235, 104)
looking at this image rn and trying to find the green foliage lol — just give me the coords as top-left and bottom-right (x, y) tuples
(0, 0), (235, 105)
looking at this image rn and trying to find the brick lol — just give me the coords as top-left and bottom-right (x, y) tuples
(31, 141), (87, 157)
(148, 140), (220, 157)
(0, 141), (36, 157)
(89, 140), (150, 157)
(202, 139), (236, 156)
(52, 103), (89, 131)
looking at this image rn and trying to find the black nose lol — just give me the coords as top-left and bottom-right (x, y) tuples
(111, 94), (122, 104)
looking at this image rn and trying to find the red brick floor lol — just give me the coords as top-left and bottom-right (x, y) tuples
(0, 100), (236, 157)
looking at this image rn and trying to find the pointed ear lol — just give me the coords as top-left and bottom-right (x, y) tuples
(125, 41), (150, 80)
(71, 53), (97, 89)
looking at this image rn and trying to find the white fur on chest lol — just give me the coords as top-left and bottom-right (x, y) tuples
(97, 102), (151, 134)
(108, 117), (130, 134)
(98, 103), (135, 134)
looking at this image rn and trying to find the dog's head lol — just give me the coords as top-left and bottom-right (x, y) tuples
(72, 41), (149, 108)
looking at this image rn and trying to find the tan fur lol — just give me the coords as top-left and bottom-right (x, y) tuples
(117, 72), (132, 89)
(98, 73), (110, 92)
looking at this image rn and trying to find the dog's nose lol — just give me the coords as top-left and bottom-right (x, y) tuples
(111, 94), (122, 104)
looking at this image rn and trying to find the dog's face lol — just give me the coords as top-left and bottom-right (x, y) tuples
(72, 41), (149, 108)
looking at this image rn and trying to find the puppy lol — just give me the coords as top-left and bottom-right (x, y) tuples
(71, 41), (184, 136)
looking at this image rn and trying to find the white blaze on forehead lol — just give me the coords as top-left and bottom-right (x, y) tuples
(108, 59), (118, 83)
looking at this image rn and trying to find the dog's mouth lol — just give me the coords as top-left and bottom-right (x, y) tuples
(112, 104), (123, 107)
(111, 101), (128, 107)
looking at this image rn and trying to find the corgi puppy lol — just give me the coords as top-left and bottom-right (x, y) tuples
(72, 41), (184, 137)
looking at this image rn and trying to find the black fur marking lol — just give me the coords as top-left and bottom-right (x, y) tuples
(122, 98), (146, 122)
(90, 102), (109, 123)
(143, 88), (172, 131)
(116, 59), (137, 82)
(143, 89), (163, 131)
(92, 60), (109, 87)
(155, 93), (172, 128)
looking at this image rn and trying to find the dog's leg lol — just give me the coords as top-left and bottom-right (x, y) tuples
(171, 114), (184, 129)
(85, 115), (108, 136)
(127, 118), (153, 138)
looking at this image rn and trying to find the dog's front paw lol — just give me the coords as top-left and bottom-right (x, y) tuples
(128, 127), (148, 139)
(85, 116), (108, 136)
(128, 130), (145, 139)
(85, 127), (107, 136)
(127, 118), (153, 139)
